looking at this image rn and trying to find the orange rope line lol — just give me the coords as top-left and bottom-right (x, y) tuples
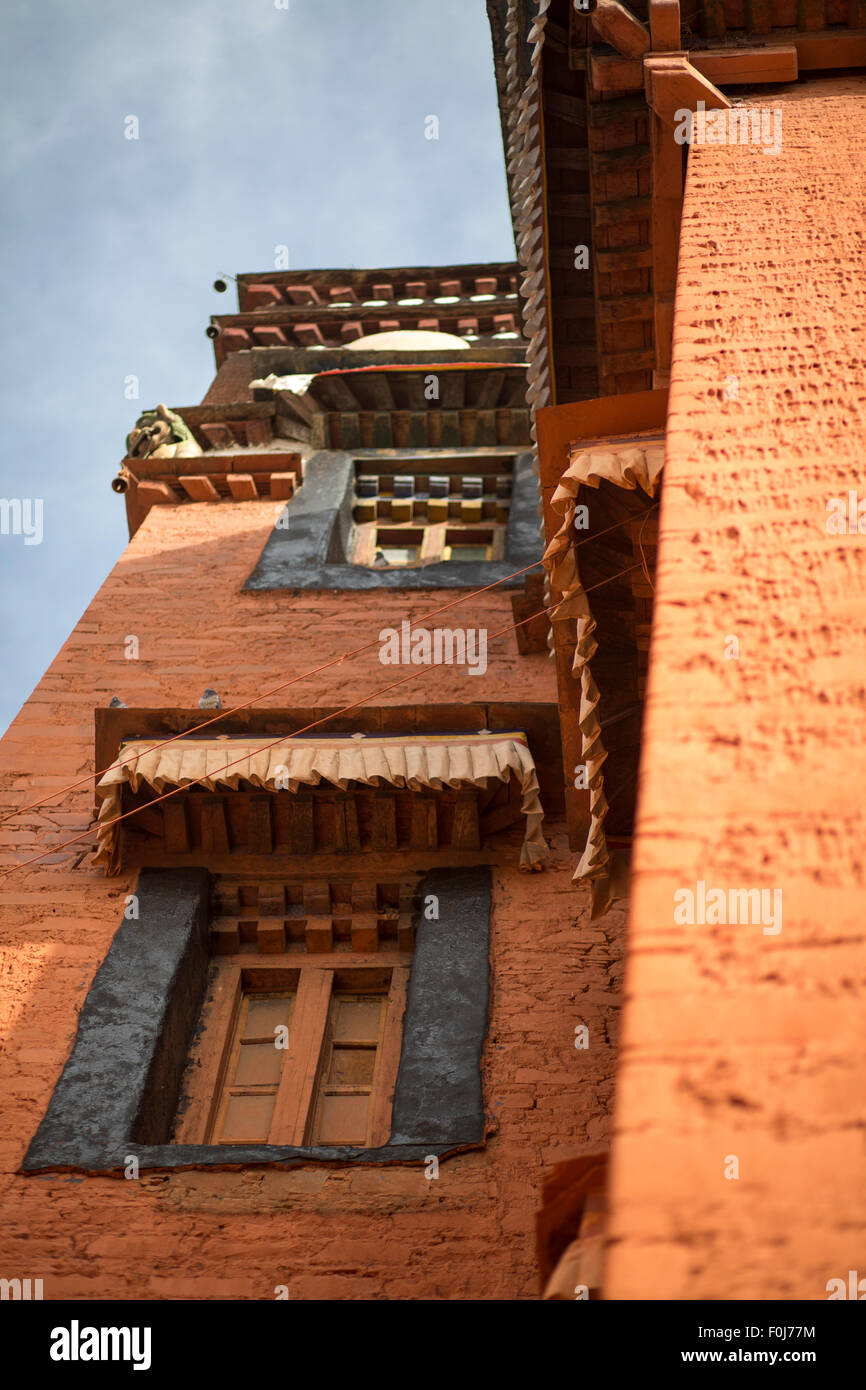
(0, 560), (643, 880)
(0, 505), (656, 827)
(0, 558), (541, 827)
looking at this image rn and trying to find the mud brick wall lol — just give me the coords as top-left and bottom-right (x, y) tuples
(0, 493), (626, 1299)
(605, 81), (866, 1300)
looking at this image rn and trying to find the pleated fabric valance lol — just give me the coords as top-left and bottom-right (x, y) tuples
(94, 730), (549, 874)
(565, 442), (664, 495)
(543, 441), (663, 916)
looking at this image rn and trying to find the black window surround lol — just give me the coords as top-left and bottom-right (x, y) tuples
(244, 449), (541, 591)
(22, 866), (491, 1174)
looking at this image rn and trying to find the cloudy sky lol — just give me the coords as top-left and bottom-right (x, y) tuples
(0, 0), (514, 734)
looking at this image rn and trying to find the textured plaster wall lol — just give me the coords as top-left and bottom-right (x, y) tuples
(605, 81), (866, 1300)
(0, 494), (625, 1298)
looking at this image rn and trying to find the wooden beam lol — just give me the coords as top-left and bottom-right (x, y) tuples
(451, 791), (481, 850)
(701, 0), (726, 38)
(598, 292), (655, 323)
(372, 793), (397, 849)
(594, 195), (652, 227)
(226, 473), (259, 500)
(643, 53), (730, 125)
(259, 883), (284, 916)
(304, 917), (333, 953)
(546, 147), (590, 171)
(368, 966), (410, 1147)
(592, 0), (650, 57)
(410, 796), (438, 849)
(479, 801), (525, 838)
(595, 244), (653, 272)
(744, 0), (773, 30)
(650, 0), (681, 49)
(289, 794), (314, 853)
(304, 880), (331, 915)
(690, 45), (798, 84)
(549, 193), (592, 219)
(173, 966), (241, 1143)
(798, 0), (826, 30)
(589, 94), (649, 125)
(311, 374), (360, 411)
(535, 389), (669, 491)
(334, 793), (361, 851)
(350, 913), (379, 953)
(591, 53), (644, 92)
(210, 921), (241, 955)
(361, 373), (395, 411)
(590, 145), (651, 175)
(163, 799), (191, 853)
(269, 473), (295, 500)
(136, 479), (179, 507)
(396, 914), (415, 953)
(650, 106), (683, 382)
(257, 917), (286, 953)
(793, 29), (866, 67)
(178, 475), (220, 502)
(248, 794), (273, 854)
(544, 91), (588, 128)
(270, 968), (333, 1144)
(201, 795), (230, 852)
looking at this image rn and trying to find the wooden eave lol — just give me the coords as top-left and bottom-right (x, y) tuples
(536, 388), (667, 852)
(498, 0), (866, 404)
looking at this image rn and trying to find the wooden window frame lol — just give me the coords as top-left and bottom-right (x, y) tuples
(175, 956), (410, 1150)
(350, 519), (505, 570)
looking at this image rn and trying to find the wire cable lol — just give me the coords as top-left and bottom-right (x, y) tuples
(0, 560), (644, 879)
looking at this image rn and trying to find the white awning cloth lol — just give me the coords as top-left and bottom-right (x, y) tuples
(94, 730), (549, 875)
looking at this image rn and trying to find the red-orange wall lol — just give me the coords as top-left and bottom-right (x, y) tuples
(606, 81), (866, 1301)
(0, 495), (624, 1299)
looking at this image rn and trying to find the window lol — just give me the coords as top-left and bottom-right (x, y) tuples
(214, 990), (295, 1143)
(24, 864), (492, 1172)
(443, 530), (495, 563)
(352, 458), (508, 570)
(176, 961), (409, 1148)
(378, 547), (419, 566)
(244, 450), (541, 592)
(356, 523), (502, 570)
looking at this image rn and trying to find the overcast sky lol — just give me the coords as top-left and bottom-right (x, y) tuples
(0, 0), (514, 735)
